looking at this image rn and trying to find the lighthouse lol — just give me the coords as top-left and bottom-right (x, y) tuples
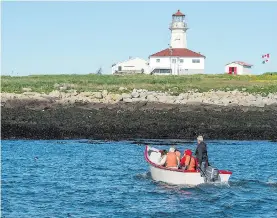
(148, 10), (205, 75)
(169, 10), (188, 49)
(112, 10), (205, 75)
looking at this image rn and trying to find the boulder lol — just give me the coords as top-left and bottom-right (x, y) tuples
(139, 92), (147, 98)
(67, 89), (78, 96)
(92, 92), (103, 99)
(109, 94), (123, 101)
(119, 87), (127, 91)
(131, 92), (140, 98)
(102, 90), (108, 98)
(122, 93), (132, 99)
(147, 95), (158, 102)
(49, 90), (62, 98)
(104, 94), (112, 101)
(123, 98), (133, 103)
(157, 96), (176, 103)
(22, 92), (38, 96)
(81, 92), (95, 97)
(22, 87), (32, 92)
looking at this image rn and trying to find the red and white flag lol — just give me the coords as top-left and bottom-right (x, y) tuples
(262, 53), (270, 59)
(262, 53), (270, 64)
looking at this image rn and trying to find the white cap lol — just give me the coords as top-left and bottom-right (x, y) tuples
(197, 135), (203, 142)
(169, 147), (175, 152)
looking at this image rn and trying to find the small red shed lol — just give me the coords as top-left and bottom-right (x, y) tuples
(225, 61), (253, 75)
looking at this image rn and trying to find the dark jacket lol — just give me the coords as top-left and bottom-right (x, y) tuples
(195, 141), (208, 164)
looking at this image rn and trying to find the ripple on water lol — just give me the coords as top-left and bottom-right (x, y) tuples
(2, 140), (277, 218)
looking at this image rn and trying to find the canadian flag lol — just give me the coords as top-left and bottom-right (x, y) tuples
(262, 54), (270, 58)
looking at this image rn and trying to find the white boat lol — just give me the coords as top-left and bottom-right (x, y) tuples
(144, 145), (232, 186)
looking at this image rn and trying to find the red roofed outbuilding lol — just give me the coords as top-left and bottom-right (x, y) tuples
(225, 61), (253, 75)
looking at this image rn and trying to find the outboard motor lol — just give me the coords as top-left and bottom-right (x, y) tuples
(205, 166), (219, 182)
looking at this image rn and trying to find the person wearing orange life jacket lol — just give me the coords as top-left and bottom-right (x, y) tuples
(180, 149), (197, 170)
(164, 147), (180, 169)
(175, 149), (181, 161)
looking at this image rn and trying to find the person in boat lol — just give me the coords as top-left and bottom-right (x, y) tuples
(195, 136), (209, 175)
(180, 149), (197, 170)
(156, 150), (167, 166)
(175, 149), (181, 161)
(149, 148), (162, 164)
(162, 147), (180, 169)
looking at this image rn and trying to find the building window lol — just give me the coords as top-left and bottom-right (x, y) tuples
(152, 69), (172, 74)
(179, 59), (184, 63)
(172, 59), (176, 63)
(192, 59), (200, 63)
(160, 69), (171, 74)
(156, 59), (160, 63)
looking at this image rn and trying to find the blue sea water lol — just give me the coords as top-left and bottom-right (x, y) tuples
(1, 139), (277, 218)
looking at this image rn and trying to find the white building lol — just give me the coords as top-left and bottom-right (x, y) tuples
(225, 61), (253, 75)
(112, 57), (149, 74)
(149, 48), (205, 75)
(149, 10), (206, 75)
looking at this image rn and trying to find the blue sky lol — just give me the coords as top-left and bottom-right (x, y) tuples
(2, 1), (276, 76)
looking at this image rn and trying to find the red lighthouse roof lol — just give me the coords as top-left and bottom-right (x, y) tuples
(173, 10), (185, 16)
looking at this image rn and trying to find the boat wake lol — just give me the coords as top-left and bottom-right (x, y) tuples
(228, 178), (277, 188)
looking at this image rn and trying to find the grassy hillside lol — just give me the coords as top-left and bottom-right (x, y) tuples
(1, 73), (277, 95)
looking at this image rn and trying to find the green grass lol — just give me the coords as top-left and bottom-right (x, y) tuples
(1, 73), (277, 95)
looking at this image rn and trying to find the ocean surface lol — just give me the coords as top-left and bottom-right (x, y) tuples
(2, 139), (277, 218)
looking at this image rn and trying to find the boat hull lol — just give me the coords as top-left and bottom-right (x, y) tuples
(145, 146), (232, 186)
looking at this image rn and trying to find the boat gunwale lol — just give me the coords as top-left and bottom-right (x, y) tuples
(144, 145), (232, 175)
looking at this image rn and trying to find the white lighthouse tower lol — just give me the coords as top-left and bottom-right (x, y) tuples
(169, 10), (188, 48)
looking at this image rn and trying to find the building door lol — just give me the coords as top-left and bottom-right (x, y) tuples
(228, 67), (233, 74)
(171, 58), (177, 75)
(234, 67), (237, 75)
(228, 67), (237, 75)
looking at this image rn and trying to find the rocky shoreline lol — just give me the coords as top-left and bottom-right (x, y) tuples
(1, 89), (277, 140)
(2, 88), (277, 107)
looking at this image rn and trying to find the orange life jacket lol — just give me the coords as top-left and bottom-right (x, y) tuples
(184, 154), (196, 170)
(166, 152), (178, 168)
(175, 150), (181, 160)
